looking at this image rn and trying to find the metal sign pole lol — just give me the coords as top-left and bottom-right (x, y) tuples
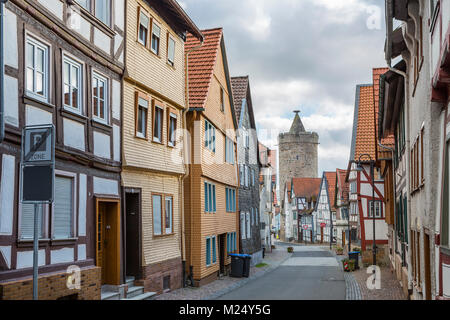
(33, 203), (39, 300)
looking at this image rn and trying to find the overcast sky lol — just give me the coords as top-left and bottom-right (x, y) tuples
(180, 0), (386, 176)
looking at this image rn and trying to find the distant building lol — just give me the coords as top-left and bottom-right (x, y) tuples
(259, 142), (274, 252)
(313, 172), (336, 244)
(335, 169), (351, 248)
(279, 112), (319, 241)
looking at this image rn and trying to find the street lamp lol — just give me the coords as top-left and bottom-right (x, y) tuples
(356, 154), (377, 267)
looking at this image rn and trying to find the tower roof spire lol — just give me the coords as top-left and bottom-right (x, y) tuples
(289, 110), (305, 133)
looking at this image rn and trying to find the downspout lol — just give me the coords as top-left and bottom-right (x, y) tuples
(183, 40), (203, 287)
(378, 141), (397, 257)
(0, 1), (7, 144)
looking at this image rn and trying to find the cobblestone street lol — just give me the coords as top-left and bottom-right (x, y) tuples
(155, 245), (291, 300)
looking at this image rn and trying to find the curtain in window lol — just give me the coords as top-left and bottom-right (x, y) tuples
(53, 176), (73, 239)
(153, 195), (162, 235)
(20, 204), (44, 239)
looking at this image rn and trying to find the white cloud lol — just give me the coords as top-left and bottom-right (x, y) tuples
(238, 0), (272, 41)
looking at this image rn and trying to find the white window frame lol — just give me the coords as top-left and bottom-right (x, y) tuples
(62, 54), (83, 114)
(51, 171), (77, 240)
(25, 34), (50, 102)
(92, 71), (109, 124)
(151, 21), (161, 55)
(168, 113), (177, 147)
(167, 36), (176, 66)
(136, 96), (149, 138)
(153, 105), (164, 143)
(164, 196), (173, 234)
(138, 9), (150, 46)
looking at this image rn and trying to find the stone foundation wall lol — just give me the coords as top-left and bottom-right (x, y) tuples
(136, 257), (182, 294)
(0, 266), (100, 300)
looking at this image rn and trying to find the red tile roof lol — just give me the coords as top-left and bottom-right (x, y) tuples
(355, 85), (376, 161)
(186, 28), (223, 109)
(373, 68), (395, 152)
(291, 178), (321, 200)
(324, 172), (337, 211)
(336, 169), (349, 203)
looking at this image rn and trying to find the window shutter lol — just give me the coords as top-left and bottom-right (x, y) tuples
(21, 204), (44, 239)
(53, 176), (73, 239)
(246, 212), (250, 238)
(241, 213), (246, 239)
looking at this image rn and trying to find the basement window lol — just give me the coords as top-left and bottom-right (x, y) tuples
(163, 276), (170, 291)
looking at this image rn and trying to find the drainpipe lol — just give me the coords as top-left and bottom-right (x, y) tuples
(378, 141), (397, 257)
(0, 1), (7, 144)
(182, 40), (203, 287)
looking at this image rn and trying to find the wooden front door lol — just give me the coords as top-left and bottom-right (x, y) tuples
(342, 231), (346, 247)
(320, 227), (324, 243)
(125, 192), (141, 279)
(96, 199), (121, 285)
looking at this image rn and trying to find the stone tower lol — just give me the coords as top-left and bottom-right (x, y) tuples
(278, 111), (319, 198)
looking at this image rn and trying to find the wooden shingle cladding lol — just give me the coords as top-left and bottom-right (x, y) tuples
(184, 29), (239, 283)
(122, 0), (202, 290)
(0, 0), (124, 295)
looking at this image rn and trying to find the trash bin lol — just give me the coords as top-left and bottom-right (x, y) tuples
(242, 254), (252, 278)
(229, 254), (244, 278)
(348, 251), (359, 270)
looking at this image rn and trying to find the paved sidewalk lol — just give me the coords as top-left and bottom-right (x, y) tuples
(155, 246), (291, 300)
(333, 250), (362, 300)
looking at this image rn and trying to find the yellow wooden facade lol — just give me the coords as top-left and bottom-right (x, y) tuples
(185, 37), (240, 283)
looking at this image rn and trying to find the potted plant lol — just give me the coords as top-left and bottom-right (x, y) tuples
(287, 246), (294, 253)
(342, 259), (350, 272)
(335, 246), (344, 255)
(348, 259), (356, 271)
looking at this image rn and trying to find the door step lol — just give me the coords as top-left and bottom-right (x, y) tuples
(101, 291), (120, 300)
(121, 292), (157, 300)
(127, 285), (144, 298)
(125, 276), (135, 286)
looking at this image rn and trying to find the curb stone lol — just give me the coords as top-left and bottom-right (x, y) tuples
(334, 252), (363, 300)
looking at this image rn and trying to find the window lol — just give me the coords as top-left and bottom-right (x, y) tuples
(251, 207), (254, 225)
(227, 232), (236, 254)
(167, 36), (175, 66)
(239, 165), (244, 186)
(20, 204), (46, 240)
(212, 236), (217, 264)
(204, 182), (216, 213)
(26, 36), (49, 101)
(95, 0), (110, 26)
(242, 129), (249, 149)
(165, 196), (173, 234)
(244, 165), (249, 187)
(136, 95), (149, 138)
(204, 120), (216, 152)
(369, 200), (382, 218)
(298, 198), (306, 210)
(206, 237), (211, 266)
(63, 56), (83, 113)
(350, 181), (356, 193)
(246, 212), (250, 238)
(220, 87), (225, 112)
(226, 188), (236, 212)
(153, 104), (163, 143)
(225, 137), (235, 164)
(53, 176), (75, 239)
(430, 0), (439, 30)
(240, 212), (246, 239)
(152, 195), (162, 235)
(92, 72), (108, 123)
(76, 0), (90, 10)
(151, 22), (161, 55)
(168, 113), (177, 147)
(138, 9), (150, 46)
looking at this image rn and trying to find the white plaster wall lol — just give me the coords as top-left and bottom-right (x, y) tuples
(113, 125), (120, 162)
(78, 174), (87, 236)
(93, 177), (118, 195)
(364, 219), (388, 240)
(0, 246), (11, 269)
(94, 27), (111, 54)
(78, 244), (86, 261)
(63, 118), (85, 151)
(51, 247), (74, 264)
(16, 250), (46, 269)
(93, 131), (111, 159)
(4, 75), (18, 127)
(38, 0), (63, 20)
(25, 105), (53, 126)
(4, 8), (18, 69)
(443, 264), (450, 298)
(0, 155), (15, 235)
(112, 79), (121, 121)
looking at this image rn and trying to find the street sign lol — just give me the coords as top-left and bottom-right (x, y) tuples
(20, 125), (55, 204)
(320, 223), (326, 228)
(303, 225), (308, 230)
